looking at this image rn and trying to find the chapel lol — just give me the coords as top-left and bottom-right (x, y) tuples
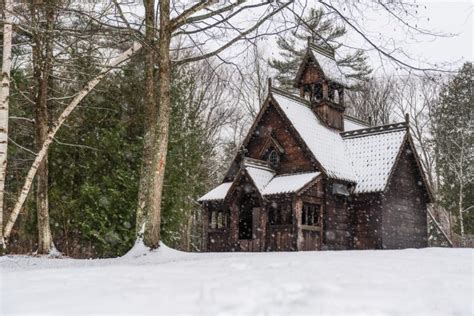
(198, 43), (432, 252)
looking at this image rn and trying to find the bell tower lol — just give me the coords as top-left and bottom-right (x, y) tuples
(294, 42), (347, 131)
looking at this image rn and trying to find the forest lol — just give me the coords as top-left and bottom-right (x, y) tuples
(0, 1), (472, 259)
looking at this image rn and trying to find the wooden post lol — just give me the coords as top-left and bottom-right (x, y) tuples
(322, 81), (329, 99)
(202, 203), (209, 251)
(294, 197), (303, 251)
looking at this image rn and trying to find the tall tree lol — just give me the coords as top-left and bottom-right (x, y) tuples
(345, 77), (396, 125)
(135, 0), (294, 249)
(30, 0), (56, 254)
(269, 8), (371, 89)
(432, 62), (473, 237)
(0, 0), (13, 248)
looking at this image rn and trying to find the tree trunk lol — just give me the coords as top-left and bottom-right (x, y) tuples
(136, 0), (158, 238)
(3, 43), (142, 242)
(0, 0), (13, 248)
(32, 1), (54, 254)
(458, 145), (464, 238)
(141, 0), (172, 249)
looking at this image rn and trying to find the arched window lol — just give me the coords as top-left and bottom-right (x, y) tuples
(267, 149), (279, 167)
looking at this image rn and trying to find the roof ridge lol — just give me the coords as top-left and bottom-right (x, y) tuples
(270, 87), (310, 106)
(309, 43), (335, 60)
(273, 171), (320, 178)
(343, 114), (370, 126)
(243, 158), (275, 173)
(341, 122), (407, 138)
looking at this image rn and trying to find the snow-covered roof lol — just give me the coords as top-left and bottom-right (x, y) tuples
(199, 159), (321, 201)
(245, 162), (275, 192)
(262, 172), (320, 196)
(245, 161), (320, 196)
(272, 90), (358, 182)
(198, 182), (232, 202)
(309, 45), (349, 87)
(343, 127), (407, 193)
(344, 116), (370, 132)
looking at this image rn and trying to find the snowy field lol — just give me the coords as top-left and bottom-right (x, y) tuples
(1, 245), (472, 316)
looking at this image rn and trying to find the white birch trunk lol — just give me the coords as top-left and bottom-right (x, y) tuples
(0, 0), (13, 248)
(3, 42), (142, 242)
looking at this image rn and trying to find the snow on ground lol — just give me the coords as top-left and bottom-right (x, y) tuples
(1, 246), (472, 315)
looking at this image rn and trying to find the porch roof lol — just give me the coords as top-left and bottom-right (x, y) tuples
(262, 172), (321, 196)
(244, 160), (321, 196)
(198, 182), (232, 202)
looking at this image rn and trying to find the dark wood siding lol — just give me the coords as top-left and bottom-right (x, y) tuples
(204, 202), (231, 252)
(381, 144), (429, 249)
(349, 193), (383, 249)
(246, 104), (314, 174)
(323, 181), (351, 250)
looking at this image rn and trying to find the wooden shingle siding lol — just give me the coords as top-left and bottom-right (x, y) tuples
(246, 104), (314, 174)
(349, 193), (383, 249)
(323, 181), (351, 250)
(381, 144), (428, 249)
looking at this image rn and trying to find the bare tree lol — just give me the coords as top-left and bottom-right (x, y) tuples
(345, 77), (395, 126)
(29, 0), (56, 254)
(392, 75), (441, 190)
(136, 0), (295, 249)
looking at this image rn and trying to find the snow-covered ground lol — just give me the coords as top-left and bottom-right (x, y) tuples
(1, 245), (472, 315)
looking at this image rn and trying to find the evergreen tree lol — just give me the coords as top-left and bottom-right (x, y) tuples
(269, 8), (371, 89)
(432, 62), (473, 236)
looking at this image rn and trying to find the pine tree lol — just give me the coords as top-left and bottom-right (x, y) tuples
(432, 62), (473, 237)
(269, 8), (371, 89)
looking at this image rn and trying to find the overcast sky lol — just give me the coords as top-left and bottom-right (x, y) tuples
(265, 0), (473, 76)
(361, 0), (473, 75)
(123, 1), (472, 76)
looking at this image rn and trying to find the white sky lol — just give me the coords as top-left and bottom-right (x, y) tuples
(267, 0), (473, 76)
(357, 0), (473, 75)
(123, 1), (472, 76)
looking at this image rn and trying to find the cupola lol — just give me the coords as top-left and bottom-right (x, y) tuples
(294, 41), (348, 131)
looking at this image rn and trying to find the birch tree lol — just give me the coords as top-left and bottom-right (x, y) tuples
(0, 0), (13, 248)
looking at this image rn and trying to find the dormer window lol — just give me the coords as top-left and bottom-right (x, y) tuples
(267, 149), (280, 167)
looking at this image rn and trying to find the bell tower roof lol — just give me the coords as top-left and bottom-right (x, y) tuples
(294, 43), (349, 88)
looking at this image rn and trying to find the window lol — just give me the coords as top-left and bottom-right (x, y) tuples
(210, 210), (227, 229)
(302, 203), (320, 226)
(311, 83), (323, 102)
(267, 149), (280, 167)
(334, 89), (340, 104)
(269, 203), (292, 225)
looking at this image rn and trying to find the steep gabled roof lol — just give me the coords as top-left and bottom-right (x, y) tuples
(198, 182), (232, 202)
(244, 160), (275, 193)
(200, 87), (432, 202)
(295, 44), (349, 87)
(198, 160), (321, 202)
(342, 123), (407, 193)
(271, 89), (358, 183)
(262, 172), (321, 196)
